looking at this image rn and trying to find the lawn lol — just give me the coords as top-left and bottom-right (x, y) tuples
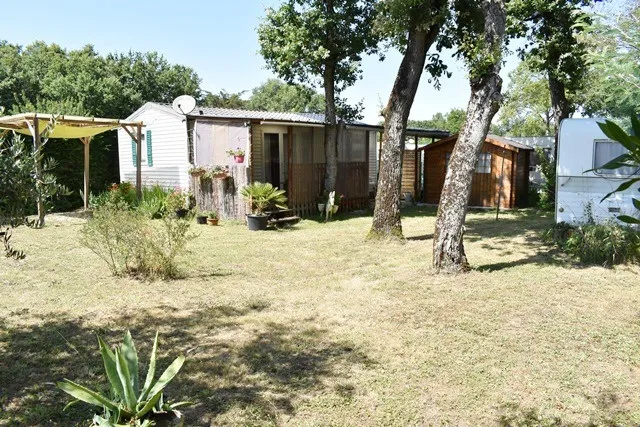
(1, 207), (639, 426)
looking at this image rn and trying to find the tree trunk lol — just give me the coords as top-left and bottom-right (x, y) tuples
(548, 74), (569, 160)
(369, 22), (443, 239)
(324, 63), (338, 193)
(323, 0), (339, 194)
(433, 0), (506, 272)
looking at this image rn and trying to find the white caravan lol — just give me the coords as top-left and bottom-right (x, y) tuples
(556, 118), (640, 224)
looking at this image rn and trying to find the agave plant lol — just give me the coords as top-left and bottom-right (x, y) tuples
(57, 331), (189, 426)
(240, 182), (288, 215)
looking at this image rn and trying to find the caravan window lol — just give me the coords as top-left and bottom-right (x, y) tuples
(593, 139), (639, 176)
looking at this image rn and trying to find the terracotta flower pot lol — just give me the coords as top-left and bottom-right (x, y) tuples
(234, 155), (245, 164)
(207, 218), (219, 226)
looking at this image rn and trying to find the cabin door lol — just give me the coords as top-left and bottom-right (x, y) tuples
(263, 131), (289, 189)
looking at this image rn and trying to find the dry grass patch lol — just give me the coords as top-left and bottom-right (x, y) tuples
(1, 207), (639, 426)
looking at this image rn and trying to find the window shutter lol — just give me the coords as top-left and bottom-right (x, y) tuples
(146, 130), (153, 166)
(131, 139), (137, 166)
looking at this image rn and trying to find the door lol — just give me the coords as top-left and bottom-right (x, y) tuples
(263, 132), (288, 189)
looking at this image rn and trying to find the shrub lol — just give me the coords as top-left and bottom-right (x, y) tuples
(545, 221), (640, 266)
(57, 330), (189, 426)
(240, 182), (287, 215)
(80, 202), (195, 278)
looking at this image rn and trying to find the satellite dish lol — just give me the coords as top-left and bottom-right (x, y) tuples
(172, 95), (196, 115)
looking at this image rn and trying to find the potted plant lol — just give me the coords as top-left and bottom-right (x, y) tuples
(209, 165), (230, 179)
(57, 331), (189, 426)
(207, 211), (219, 226)
(316, 191), (328, 213)
(226, 147), (245, 164)
(196, 210), (208, 225)
(166, 188), (188, 217)
(332, 194), (344, 214)
(188, 165), (207, 178)
(240, 182), (287, 231)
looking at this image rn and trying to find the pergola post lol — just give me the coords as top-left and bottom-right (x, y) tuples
(136, 124), (142, 201)
(81, 136), (92, 209)
(120, 123), (144, 202)
(25, 117), (46, 227)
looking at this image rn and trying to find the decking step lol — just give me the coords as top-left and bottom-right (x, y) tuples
(269, 216), (301, 226)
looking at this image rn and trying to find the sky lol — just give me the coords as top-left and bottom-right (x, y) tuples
(0, 0), (622, 124)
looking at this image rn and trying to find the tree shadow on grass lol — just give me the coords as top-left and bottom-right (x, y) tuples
(497, 397), (635, 427)
(0, 305), (374, 426)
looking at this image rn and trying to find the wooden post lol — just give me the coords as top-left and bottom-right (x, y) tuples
(136, 124), (142, 201)
(31, 118), (45, 227)
(287, 126), (293, 198)
(414, 135), (419, 201)
(82, 137), (92, 209)
(365, 130), (370, 198)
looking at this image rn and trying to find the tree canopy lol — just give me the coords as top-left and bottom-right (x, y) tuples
(494, 60), (553, 137)
(247, 79), (325, 113)
(581, 2), (640, 120)
(408, 108), (466, 134)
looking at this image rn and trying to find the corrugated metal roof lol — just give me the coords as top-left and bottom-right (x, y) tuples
(186, 106), (326, 124)
(145, 102), (449, 137)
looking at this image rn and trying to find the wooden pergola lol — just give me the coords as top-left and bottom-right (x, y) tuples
(0, 113), (144, 226)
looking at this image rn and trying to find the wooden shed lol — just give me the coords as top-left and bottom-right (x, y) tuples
(419, 134), (533, 208)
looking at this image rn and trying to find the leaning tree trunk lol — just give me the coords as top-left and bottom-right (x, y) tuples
(548, 74), (569, 160)
(433, 0), (506, 272)
(369, 22), (443, 239)
(324, 62), (339, 194)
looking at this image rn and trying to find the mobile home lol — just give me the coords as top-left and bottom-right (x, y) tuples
(556, 118), (640, 224)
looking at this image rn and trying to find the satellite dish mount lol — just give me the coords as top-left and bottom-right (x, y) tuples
(171, 95), (196, 115)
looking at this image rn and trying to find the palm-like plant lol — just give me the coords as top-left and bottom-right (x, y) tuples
(240, 182), (288, 215)
(57, 331), (189, 426)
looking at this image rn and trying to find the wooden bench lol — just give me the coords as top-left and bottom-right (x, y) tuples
(265, 209), (301, 227)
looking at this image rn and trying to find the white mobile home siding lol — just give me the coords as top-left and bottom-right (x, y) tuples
(118, 104), (189, 190)
(556, 118), (640, 224)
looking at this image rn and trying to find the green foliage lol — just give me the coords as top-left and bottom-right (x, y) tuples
(587, 117), (640, 224)
(0, 133), (69, 256)
(545, 221), (640, 266)
(258, 0), (378, 91)
(408, 108), (467, 134)
(79, 202), (195, 278)
(535, 146), (556, 210)
(581, 4), (640, 119)
(164, 189), (189, 213)
(57, 330), (189, 426)
(240, 182), (288, 215)
(495, 60), (554, 137)
(201, 89), (247, 109)
(247, 79), (325, 113)
(506, 0), (593, 94)
(0, 41), (202, 210)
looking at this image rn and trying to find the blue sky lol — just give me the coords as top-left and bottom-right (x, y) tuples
(1, 0), (620, 124)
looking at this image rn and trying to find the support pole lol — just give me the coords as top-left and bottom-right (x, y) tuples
(82, 137), (92, 209)
(32, 118), (45, 227)
(136, 124), (142, 201)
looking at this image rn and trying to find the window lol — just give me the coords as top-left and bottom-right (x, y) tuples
(475, 152), (491, 174)
(594, 139), (639, 176)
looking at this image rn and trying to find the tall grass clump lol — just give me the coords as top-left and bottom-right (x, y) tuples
(545, 221), (640, 266)
(80, 201), (195, 278)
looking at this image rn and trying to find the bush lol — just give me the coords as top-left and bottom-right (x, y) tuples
(80, 202), (195, 278)
(89, 184), (173, 219)
(545, 221), (640, 266)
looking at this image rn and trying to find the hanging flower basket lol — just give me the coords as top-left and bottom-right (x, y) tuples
(234, 155), (245, 164)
